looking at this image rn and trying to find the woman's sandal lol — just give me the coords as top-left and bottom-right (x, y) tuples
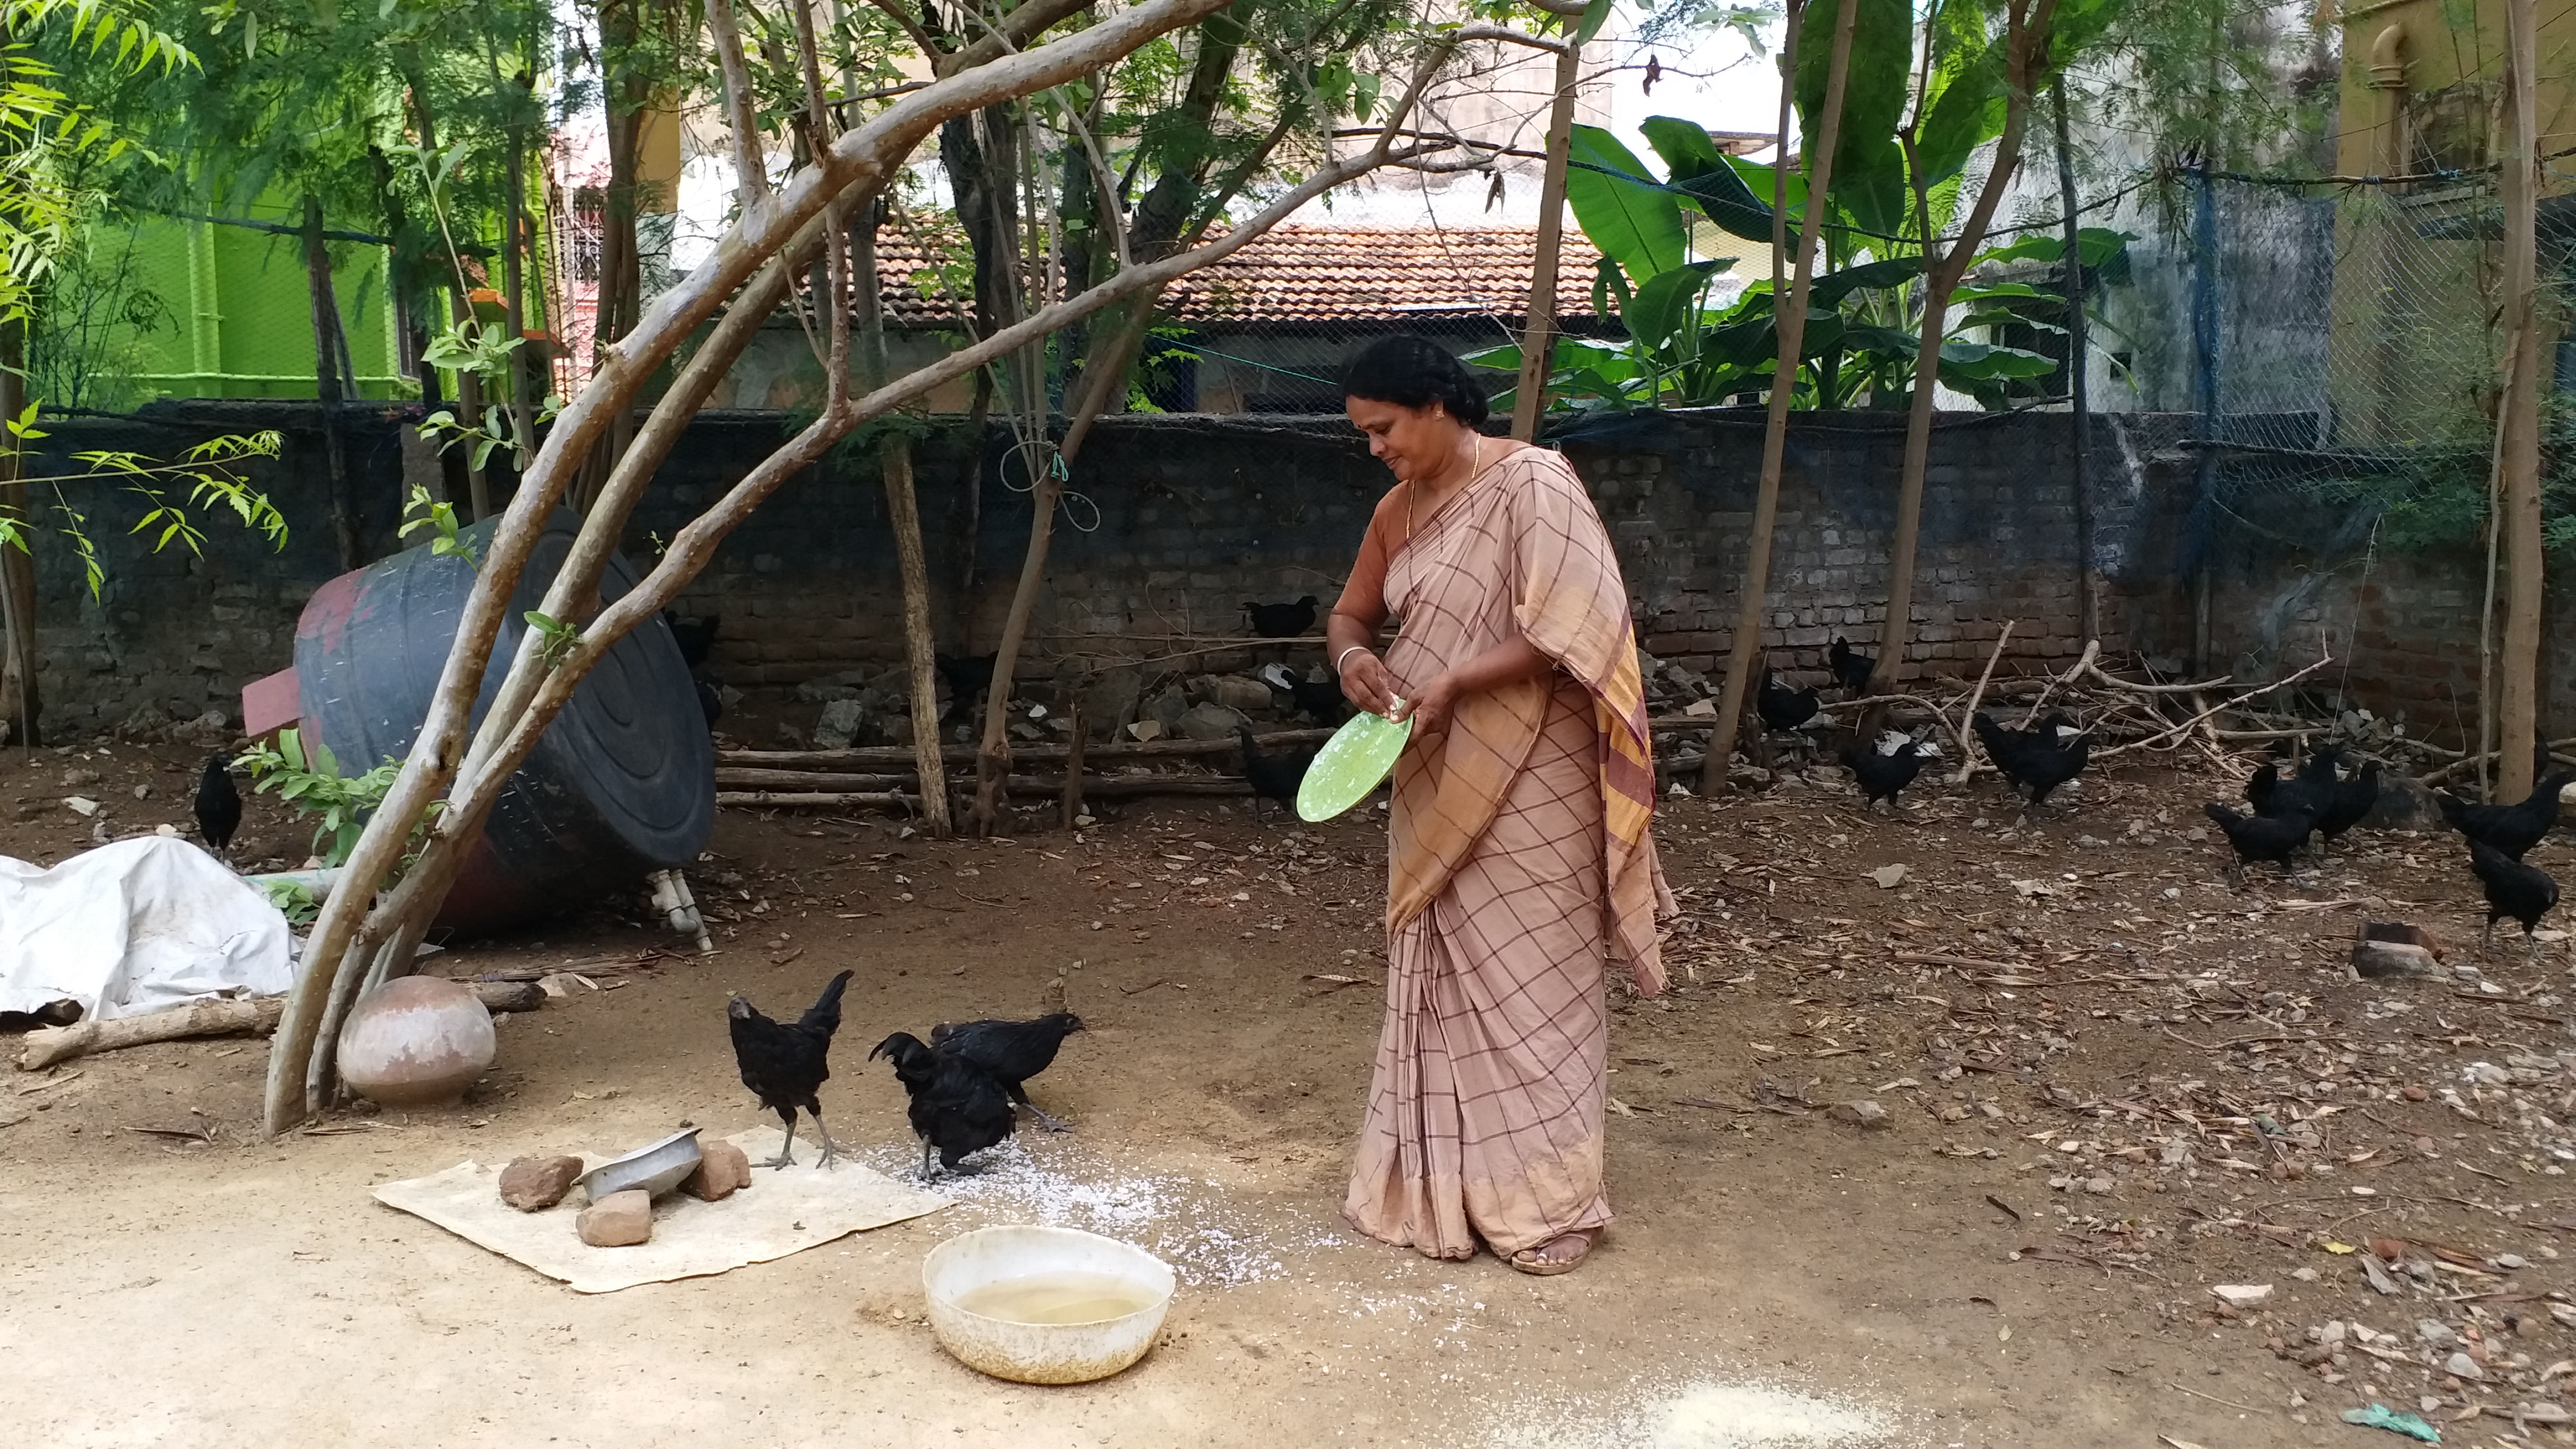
(1508, 1228), (1599, 1277)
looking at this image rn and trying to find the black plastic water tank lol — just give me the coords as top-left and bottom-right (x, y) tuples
(293, 510), (715, 935)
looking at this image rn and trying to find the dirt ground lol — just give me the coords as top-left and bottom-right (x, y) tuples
(9, 731), (2576, 1448)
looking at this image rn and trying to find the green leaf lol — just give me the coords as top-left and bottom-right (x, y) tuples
(1936, 340), (2058, 381)
(1794, 0), (1911, 203)
(1914, 0), (2006, 187)
(1641, 116), (1781, 244)
(1573, 0), (1615, 46)
(1627, 261), (1725, 351)
(1808, 255), (1924, 306)
(1564, 124), (1687, 285)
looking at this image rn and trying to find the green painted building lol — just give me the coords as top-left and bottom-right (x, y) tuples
(120, 206), (416, 402)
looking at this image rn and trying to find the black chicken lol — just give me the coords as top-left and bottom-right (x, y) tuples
(2205, 802), (2314, 883)
(1972, 711), (2090, 815)
(695, 679), (724, 728)
(2248, 745), (2341, 822)
(935, 652), (998, 723)
(1827, 637), (1874, 697)
(193, 751), (241, 858)
(2315, 759), (2381, 849)
(2438, 770), (2576, 861)
(1756, 669), (1820, 733)
(727, 969), (855, 1169)
(1238, 724), (1316, 822)
(1243, 596), (1320, 638)
(928, 1012), (1086, 1131)
(2469, 838), (2559, 955)
(662, 610), (721, 670)
(869, 1031), (1016, 1180)
(1840, 731), (1934, 813)
(1259, 663), (1349, 724)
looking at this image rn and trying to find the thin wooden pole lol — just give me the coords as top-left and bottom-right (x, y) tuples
(882, 433), (953, 836)
(2052, 82), (2098, 645)
(1511, 31), (1584, 441)
(2496, 0), (2542, 803)
(1704, 0), (1849, 792)
(301, 195), (361, 571)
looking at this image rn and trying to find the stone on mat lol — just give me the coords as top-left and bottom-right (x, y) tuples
(577, 1189), (654, 1247)
(498, 1154), (584, 1212)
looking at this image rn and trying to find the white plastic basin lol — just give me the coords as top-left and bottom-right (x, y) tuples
(921, 1225), (1176, 1384)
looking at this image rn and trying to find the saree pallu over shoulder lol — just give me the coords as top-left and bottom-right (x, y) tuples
(1379, 447), (1672, 995)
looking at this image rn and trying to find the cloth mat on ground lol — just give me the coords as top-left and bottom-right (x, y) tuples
(372, 1129), (946, 1293)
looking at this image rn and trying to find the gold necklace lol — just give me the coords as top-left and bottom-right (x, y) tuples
(1406, 437), (1497, 543)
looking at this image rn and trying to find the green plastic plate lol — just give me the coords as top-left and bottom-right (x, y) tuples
(1297, 703), (1413, 822)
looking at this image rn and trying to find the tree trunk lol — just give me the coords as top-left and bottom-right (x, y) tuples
(2497, 0), (2542, 803)
(2053, 82), (2099, 645)
(302, 195), (362, 571)
(1511, 32), (1583, 441)
(1865, 1), (2053, 697)
(0, 318), (35, 747)
(501, 115), (541, 476)
(1704, 0), (1844, 790)
(882, 435), (952, 835)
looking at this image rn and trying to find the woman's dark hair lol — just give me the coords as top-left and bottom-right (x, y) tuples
(1340, 334), (1492, 426)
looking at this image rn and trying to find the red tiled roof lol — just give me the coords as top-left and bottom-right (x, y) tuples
(871, 223), (1604, 327)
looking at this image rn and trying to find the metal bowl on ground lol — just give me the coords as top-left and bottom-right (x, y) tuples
(579, 1128), (703, 1201)
(921, 1225), (1176, 1385)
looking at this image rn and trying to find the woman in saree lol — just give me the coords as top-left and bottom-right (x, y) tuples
(1326, 336), (1671, 1277)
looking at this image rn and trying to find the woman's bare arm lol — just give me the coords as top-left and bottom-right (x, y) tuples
(1330, 608), (1400, 717)
(1400, 634), (1552, 741)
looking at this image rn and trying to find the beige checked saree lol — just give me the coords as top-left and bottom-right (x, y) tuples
(1336, 445), (1672, 1261)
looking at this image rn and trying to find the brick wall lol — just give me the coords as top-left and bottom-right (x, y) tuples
(58, 400), (2513, 746)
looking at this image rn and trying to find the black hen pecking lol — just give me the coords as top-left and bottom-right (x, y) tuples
(869, 1031), (1016, 1180)
(929, 1012), (1086, 1131)
(1827, 637), (1874, 697)
(1973, 712), (2091, 815)
(2437, 770), (2576, 861)
(662, 611), (721, 670)
(1840, 731), (1935, 813)
(193, 751), (242, 858)
(935, 652), (998, 723)
(2248, 746), (2341, 822)
(727, 969), (855, 1169)
(1756, 669), (1820, 733)
(1259, 663), (1349, 724)
(2205, 802), (2314, 883)
(2469, 838), (2559, 955)
(1238, 724), (1316, 822)
(2316, 760), (2381, 849)
(1243, 596), (1320, 638)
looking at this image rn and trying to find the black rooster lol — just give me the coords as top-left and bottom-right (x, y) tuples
(695, 679), (724, 728)
(929, 1012), (1086, 1131)
(2205, 803), (2314, 884)
(869, 1031), (1016, 1180)
(1840, 731), (1935, 813)
(1259, 663), (1349, 725)
(727, 969), (855, 1169)
(193, 751), (242, 858)
(1238, 725), (1316, 822)
(1827, 637), (1874, 697)
(1972, 711), (2091, 815)
(662, 611), (720, 670)
(1756, 669), (1820, 733)
(1243, 596), (1320, 638)
(2469, 839), (2559, 955)
(2316, 759), (2381, 850)
(935, 652), (998, 723)
(2438, 770), (2576, 861)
